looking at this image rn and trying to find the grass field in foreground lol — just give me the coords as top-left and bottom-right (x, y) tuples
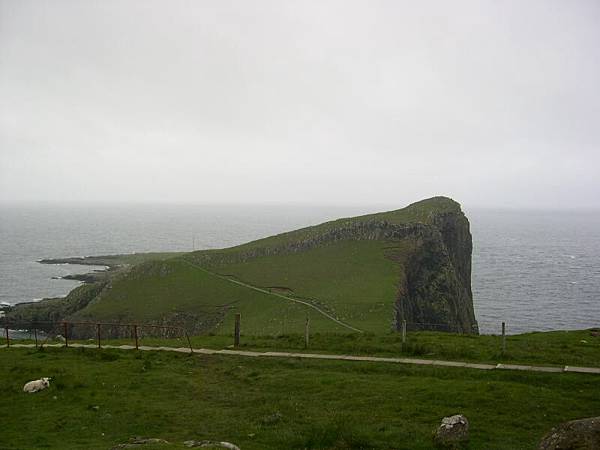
(1, 347), (599, 450)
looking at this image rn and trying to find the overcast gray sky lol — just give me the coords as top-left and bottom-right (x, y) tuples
(1, 0), (598, 209)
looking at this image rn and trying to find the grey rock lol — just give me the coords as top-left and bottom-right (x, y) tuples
(261, 411), (283, 425)
(433, 414), (469, 448)
(183, 440), (241, 450)
(538, 416), (600, 449)
(111, 437), (170, 449)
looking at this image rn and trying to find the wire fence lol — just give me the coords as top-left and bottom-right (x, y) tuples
(1, 317), (478, 348)
(1, 320), (193, 352)
(2, 318), (599, 369)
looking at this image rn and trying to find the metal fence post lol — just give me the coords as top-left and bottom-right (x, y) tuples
(97, 323), (101, 349)
(34, 327), (38, 349)
(5, 326), (9, 348)
(501, 321), (506, 354)
(234, 313), (241, 347)
(402, 320), (407, 344)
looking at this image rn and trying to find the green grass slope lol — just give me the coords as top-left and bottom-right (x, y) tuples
(72, 258), (350, 335)
(208, 240), (414, 332)
(39, 252), (185, 267)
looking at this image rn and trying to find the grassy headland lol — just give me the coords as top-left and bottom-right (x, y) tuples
(4, 197), (478, 336)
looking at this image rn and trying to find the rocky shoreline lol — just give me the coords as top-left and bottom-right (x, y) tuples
(0, 252), (183, 337)
(39, 256), (121, 266)
(50, 268), (111, 284)
(0, 256), (126, 327)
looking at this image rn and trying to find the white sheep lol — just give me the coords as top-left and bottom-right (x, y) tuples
(23, 377), (51, 393)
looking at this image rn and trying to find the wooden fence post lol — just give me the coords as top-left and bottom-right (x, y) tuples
(34, 327), (38, 349)
(134, 324), (139, 350)
(305, 316), (310, 349)
(5, 326), (9, 348)
(96, 323), (101, 349)
(402, 320), (407, 344)
(501, 322), (506, 354)
(63, 322), (69, 348)
(185, 330), (194, 354)
(234, 313), (241, 347)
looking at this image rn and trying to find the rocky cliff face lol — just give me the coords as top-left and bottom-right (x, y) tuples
(394, 210), (478, 333)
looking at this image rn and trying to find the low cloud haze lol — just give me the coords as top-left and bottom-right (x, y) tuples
(1, 0), (599, 209)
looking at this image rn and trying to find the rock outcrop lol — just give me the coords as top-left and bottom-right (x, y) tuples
(538, 416), (600, 449)
(433, 414), (470, 448)
(395, 209), (478, 333)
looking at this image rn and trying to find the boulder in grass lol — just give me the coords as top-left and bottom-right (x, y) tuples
(111, 437), (170, 449)
(538, 416), (600, 449)
(433, 414), (469, 448)
(183, 441), (241, 449)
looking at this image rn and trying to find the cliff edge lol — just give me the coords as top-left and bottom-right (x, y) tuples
(394, 201), (478, 333)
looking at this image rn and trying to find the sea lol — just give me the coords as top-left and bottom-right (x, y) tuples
(1, 204), (598, 335)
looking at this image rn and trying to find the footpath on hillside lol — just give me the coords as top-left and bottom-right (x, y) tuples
(3, 343), (600, 375)
(182, 259), (364, 333)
